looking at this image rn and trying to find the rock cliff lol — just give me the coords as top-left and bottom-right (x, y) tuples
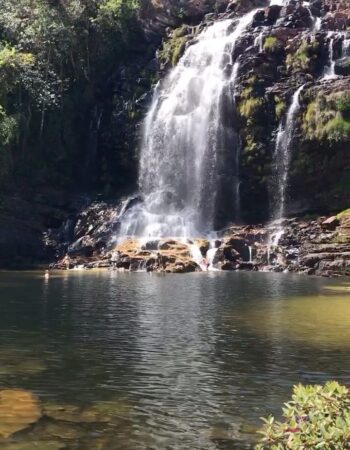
(1, 0), (349, 274)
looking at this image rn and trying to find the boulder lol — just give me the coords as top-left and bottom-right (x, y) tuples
(221, 261), (238, 271)
(194, 239), (210, 256)
(321, 216), (340, 230)
(213, 245), (240, 264)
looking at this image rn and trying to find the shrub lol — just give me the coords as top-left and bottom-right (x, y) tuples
(255, 381), (350, 450)
(336, 94), (350, 119)
(263, 36), (279, 52)
(239, 97), (264, 119)
(286, 41), (318, 73)
(274, 96), (286, 120)
(303, 92), (350, 142)
(325, 116), (350, 141)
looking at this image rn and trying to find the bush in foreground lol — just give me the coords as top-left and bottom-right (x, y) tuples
(256, 381), (350, 449)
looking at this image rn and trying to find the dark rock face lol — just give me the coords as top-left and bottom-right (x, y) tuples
(225, 0), (350, 222)
(0, 190), (86, 268)
(335, 57), (350, 76)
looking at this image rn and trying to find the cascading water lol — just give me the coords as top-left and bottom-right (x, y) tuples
(323, 33), (336, 79)
(342, 37), (350, 57)
(248, 246), (253, 263)
(314, 17), (322, 32)
(269, 85), (304, 250)
(273, 85), (304, 222)
(119, 10), (257, 240)
(207, 243), (220, 271)
(255, 31), (265, 52)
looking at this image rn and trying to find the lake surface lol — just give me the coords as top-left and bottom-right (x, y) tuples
(0, 271), (350, 449)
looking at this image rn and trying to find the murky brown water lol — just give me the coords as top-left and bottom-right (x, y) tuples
(0, 271), (349, 449)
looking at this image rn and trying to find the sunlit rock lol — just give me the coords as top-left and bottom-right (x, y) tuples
(0, 390), (41, 438)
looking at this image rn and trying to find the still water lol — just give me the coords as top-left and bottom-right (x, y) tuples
(0, 271), (349, 449)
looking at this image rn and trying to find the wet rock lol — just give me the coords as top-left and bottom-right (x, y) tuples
(321, 216), (340, 230)
(0, 390), (41, 438)
(167, 260), (199, 273)
(81, 400), (131, 425)
(37, 422), (84, 440)
(224, 237), (248, 257)
(335, 57), (350, 76)
(141, 240), (160, 251)
(194, 239), (210, 256)
(0, 442), (65, 450)
(0, 359), (47, 377)
(43, 404), (83, 423)
(221, 261), (238, 271)
(238, 262), (256, 271)
(213, 245), (240, 264)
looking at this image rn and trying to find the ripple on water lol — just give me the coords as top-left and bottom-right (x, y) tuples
(0, 271), (349, 449)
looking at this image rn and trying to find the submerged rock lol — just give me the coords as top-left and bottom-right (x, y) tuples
(0, 442), (65, 450)
(0, 390), (41, 438)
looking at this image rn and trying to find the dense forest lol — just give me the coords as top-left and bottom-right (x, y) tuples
(0, 0), (154, 194)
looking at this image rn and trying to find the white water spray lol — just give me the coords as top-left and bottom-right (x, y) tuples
(323, 33), (336, 79)
(273, 85), (304, 221)
(119, 11), (257, 240)
(207, 244), (220, 271)
(248, 246), (253, 263)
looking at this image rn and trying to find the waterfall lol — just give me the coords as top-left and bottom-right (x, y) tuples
(207, 243), (219, 271)
(272, 85), (304, 222)
(342, 38), (350, 57)
(323, 34), (336, 79)
(189, 244), (207, 271)
(248, 246), (253, 263)
(119, 10), (257, 240)
(255, 31), (264, 52)
(314, 17), (322, 32)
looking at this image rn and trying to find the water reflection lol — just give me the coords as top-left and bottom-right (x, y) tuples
(0, 271), (348, 449)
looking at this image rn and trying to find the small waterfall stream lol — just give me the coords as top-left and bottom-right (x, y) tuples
(343, 38), (350, 57)
(273, 85), (304, 222)
(269, 85), (303, 248)
(323, 34), (336, 79)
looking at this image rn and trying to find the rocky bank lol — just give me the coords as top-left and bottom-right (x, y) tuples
(45, 199), (350, 277)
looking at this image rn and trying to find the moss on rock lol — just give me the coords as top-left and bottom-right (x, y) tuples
(303, 91), (350, 142)
(158, 25), (191, 69)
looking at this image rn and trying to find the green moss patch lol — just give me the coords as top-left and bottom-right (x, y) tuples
(303, 91), (350, 142)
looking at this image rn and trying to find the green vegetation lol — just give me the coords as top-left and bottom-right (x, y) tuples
(238, 80), (265, 122)
(256, 381), (350, 450)
(239, 98), (264, 119)
(159, 30), (188, 68)
(0, 0), (152, 192)
(303, 91), (350, 142)
(274, 96), (286, 120)
(286, 40), (319, 73)
(336, 94), (350, 118)
(337, 208), (350, 220)
(263, 36), (280, 53)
